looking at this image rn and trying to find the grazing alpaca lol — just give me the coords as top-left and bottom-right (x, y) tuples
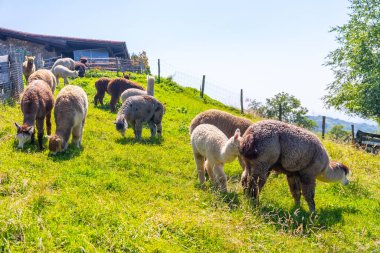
(94, 75), (130, 106)
(28, 69), (57, 93)
(22, 56), (36, 82)
(189, 109), (253, 175)
(107, 77), (144, 112)
(239, 120), (351, 212)
(52, 65), (78, 85)
(51, 57), (75, 71)
(114, 95), (164, 139)
(94, 77), (111, 106)
(15, 80), (54, 149)
(74, 62), (86, 77)
(120, 76), (155, 103)
(191, 124), (241, 192)
(49, 85), (88, 154)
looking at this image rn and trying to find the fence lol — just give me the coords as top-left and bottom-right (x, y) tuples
(155, 59), (252, 112)
(42, 56), (145, 73)
(0, 53), (24, 102)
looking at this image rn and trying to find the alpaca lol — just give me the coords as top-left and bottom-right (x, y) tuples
(22, 56), (36, 82)
(107, 77), (144, 112)
(79, 57), (88, 66)
(74, 62), (86, 77)
(49, 85), (88, 154)
(120, 76), (155, 102)
(15, 80), (54, 149)
(114, 95), (164, 139)
(94, 77), (111, 106)
(28, 69), (57, 93)
(239, 120), (351, 212)
(189, 109), (253, 174)
(52, 65), (78, 85)
(191, 124), (241, 192)
(51, 57), (75, 71)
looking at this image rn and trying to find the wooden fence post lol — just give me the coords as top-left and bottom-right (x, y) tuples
(240, 89), (244, 114)
(157, 59), (160, 83)
(200, 75), (205, 98)
(351, 124), (355, 144)
(322, 116), (326, 139)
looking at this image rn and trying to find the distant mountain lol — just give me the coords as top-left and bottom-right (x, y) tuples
(307, 115), (380, 134)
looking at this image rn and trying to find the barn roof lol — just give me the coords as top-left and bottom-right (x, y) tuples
(0, 27), (130, 59)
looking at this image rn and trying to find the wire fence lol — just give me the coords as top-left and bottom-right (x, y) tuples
(0, 53), (24, 102)
(156, 59), (252, 110)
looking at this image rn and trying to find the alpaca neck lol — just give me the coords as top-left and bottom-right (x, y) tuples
(220, 141), (238, 163)
(317, 164), (344, 183)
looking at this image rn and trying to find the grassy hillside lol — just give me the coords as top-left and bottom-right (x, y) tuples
(0, 71), (379, 252)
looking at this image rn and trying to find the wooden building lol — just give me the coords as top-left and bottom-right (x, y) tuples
(0, 27), (130, 68)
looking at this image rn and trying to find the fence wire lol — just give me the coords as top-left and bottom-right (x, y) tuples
(0, 53), (23, 102)
(158, 60), (251, 109)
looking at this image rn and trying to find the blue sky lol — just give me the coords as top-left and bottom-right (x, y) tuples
(2, 0), (374, 124)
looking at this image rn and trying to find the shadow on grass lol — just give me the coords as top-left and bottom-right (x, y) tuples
(115, 136), (163, 146)
(48, 145), (83, 161)
(249, 201), (359, 236)
(219, 191), (240, 210)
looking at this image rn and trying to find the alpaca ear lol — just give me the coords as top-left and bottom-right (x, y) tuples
(234, 129), (241, 139)
(26, 126), (34, 134)
(14, 122), (21, 130)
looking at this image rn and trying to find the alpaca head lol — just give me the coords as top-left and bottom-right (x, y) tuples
(25, 56), (35, 65)
(14, 122), (34, 148)
(223, 129), (242, 159)
(114, 117), (128, 136)
(48, 135), (67, 155)
(330, 161), (351, 185)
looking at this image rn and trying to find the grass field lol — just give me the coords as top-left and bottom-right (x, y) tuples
(0, 71), (379, 252)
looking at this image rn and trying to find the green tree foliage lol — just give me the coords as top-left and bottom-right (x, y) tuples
(247, 92), (317, 130)
(325, 0), (380, 124)
(131, 51), (151, 74)
(328, 124), (351, 141)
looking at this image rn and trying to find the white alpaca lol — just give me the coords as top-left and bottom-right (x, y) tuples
(191, 124), (241, 192)
(120, 76), (155, 103)
(52, 65), (78, 85)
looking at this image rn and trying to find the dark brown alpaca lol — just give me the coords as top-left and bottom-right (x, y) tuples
(15, 80), (54, 149)
(94, 74), (131, 106)
(239, 120), (350, 213)
(107, 78), (144, 112)
(94, 77), (111, 106)
(74, 62), (86, 77)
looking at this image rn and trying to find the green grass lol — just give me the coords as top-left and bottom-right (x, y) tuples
(0, 71), (379, 252)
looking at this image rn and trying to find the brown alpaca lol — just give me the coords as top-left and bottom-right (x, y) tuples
(107, 78), (144, 112)
(15, 80), (54, 149)
(94, 74), (131, 106)
(22, 56), (36, 82)
(239, 120), (350, 213)
(94, 77), (111, 106)
(74, 62), (86, 77)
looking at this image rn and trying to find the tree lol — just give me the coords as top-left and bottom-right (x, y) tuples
(131, 51), (151, 74)
(328, 125), (351, 142)
(325, 0), (380, 124)
(247, 92), (317, 130)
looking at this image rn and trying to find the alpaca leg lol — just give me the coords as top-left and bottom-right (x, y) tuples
(156, 122), (162, 137)
(94, 94), (99, 106)
(148, 121), (157, 138)
(248, 162), (270, 200)
(64, 77), (69, 85)
(286, 174), (301, 207)
(109, 95), (118, 112)
(205, 160), (215, 182)
(71, 124), (82, 148)
(213, 163), (227, 192)
(46, 110), (52, 136)
(241, 158), (251, 191)
(193, 152), (206, 186)
(134, 120), (143, 139)
(55, 76), (60, 86)
(300, 174), (316, 212)
(36, 117), (45, 149)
